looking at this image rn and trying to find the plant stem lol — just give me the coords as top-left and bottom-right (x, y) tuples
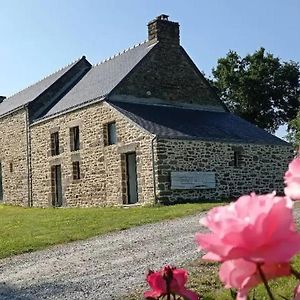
(257, 263), (275, 300)
(166, 281), (171, 300)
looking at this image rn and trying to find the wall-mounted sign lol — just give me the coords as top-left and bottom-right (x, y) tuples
(171, 171), (216, 190)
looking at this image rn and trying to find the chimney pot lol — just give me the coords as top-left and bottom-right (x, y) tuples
(147, 14), (180, 46)
(157, 14), (169, 21)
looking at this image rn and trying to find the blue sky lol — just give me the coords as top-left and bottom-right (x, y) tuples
(0, 0), (299, 137)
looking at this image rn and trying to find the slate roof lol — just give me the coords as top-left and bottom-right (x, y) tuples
(109, 100), (288, 146)
(44, 41), (156, 118)
(0, 58), (84, 117)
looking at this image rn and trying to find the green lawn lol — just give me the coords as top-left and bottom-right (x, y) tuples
(0, 202), (218, 259)
(185, 257), (300, 300)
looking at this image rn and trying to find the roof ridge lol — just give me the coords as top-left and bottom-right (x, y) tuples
(5, 56), (86, 101)
(93, 40), (148, 67)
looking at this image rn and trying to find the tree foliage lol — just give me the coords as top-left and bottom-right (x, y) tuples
(211, 48), (300, 133)
(286, 106), (300, 146)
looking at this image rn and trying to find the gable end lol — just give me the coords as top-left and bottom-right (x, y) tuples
(110, 42), (226, 110)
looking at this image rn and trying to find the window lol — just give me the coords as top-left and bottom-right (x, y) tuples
(108, 122), (117, 145)
(70, 126), (80, 151)
(72, 161), (81, 180)
(9, 162), (13, 173)
(50, 132), (60, 156)
(234, 151), (242, 167)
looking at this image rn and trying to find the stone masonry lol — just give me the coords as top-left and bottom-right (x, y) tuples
(155, 139), (294, 204)
(0, 108), (29, 205)
(30, 101), (155, 207)
(112, 18), (224, 110)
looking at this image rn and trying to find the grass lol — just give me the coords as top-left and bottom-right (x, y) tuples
(126, 257), (300, 300)
(0, 202), (219, 259)
(187, 257), (300, 300)
(186, 258), (300, 300)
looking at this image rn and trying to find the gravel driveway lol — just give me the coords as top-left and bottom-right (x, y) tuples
(0, 212), (207, 300)
(2, 205), (299, 300)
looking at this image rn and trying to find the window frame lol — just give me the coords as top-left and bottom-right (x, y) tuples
(72, 161), (81, 180)
(233, 151), (242, 167)
(70, 126), (80, 152)
(106, 122), (117, 146)
(50, 131), (60, 156)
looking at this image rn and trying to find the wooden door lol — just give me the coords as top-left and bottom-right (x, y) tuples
(51, 165), (63, 207)
(126, 153), (138, 204)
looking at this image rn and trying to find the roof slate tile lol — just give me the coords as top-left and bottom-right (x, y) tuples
(109, 100), (288, 146)
(0, 57), (84, 117)
(44, 41), (156, 118)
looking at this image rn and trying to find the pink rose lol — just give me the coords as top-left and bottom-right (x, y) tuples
(294, 283), (300, 300)
(219, 259), (291, 299)
(196, 192), (300, 263)
(144, 265), (199, 300)
(284, 157), (300, 200)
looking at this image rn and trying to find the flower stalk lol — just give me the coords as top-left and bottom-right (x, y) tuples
(257, 263), (275, 300)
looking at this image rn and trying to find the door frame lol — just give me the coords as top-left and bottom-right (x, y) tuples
(51, 164), (63, 207)
(0, 162), (3, 202)
(125, 152), (138, 204)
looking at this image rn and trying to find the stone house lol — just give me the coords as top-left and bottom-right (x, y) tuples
(0, 15), (293, 207)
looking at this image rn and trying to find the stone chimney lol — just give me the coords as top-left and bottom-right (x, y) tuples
(0, 96), (6, 104)
(147, 14), (180, 46)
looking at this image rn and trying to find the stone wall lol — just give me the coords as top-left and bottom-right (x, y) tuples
(155, 139), (294, 203)
(0, 108), (29, 205)
(112, 43), (224, 110)
(30, 101), (155, 207)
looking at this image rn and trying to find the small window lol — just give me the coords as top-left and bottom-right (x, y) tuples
(9, 162), (13, 173)
(70, 126), (80, 152)
(51, 132), (60, 156)
(234, 151), (242, 167)
(72, 161), (81, 180)
(106, 122), (117, 145)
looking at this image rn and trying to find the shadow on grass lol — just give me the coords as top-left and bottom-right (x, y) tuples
(160, 198), (230, 206)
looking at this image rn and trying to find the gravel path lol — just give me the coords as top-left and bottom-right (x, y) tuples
(2, 206), (299, 300)
(0, 212), (207, 300)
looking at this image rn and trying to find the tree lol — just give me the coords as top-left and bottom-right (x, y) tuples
(286, 100), (300, 146)
(211, 48), (300, 133)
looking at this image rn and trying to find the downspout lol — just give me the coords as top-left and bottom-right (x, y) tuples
(151, 135), (157, 203)
(25, 107), (33, 207)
